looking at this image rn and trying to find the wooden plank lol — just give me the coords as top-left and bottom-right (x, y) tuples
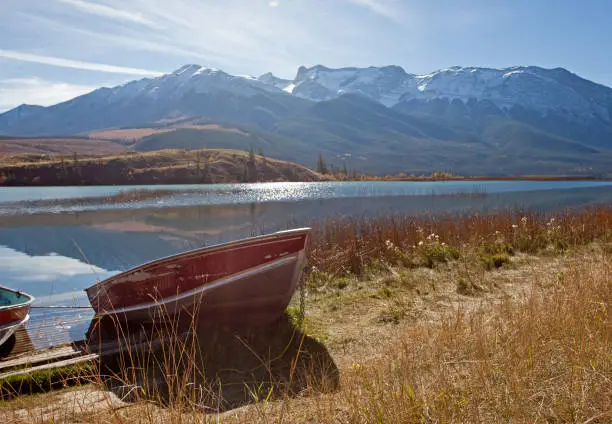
(0, 354), (98, 380)
(5, 327), (34, 357)
(0, 345), (81, 372)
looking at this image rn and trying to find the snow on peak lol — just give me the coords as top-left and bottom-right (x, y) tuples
(173, 64), (202, 76)
(193, 66), (220, 76)
(284, 65), (411, 105)
(251, 64), (611, 121)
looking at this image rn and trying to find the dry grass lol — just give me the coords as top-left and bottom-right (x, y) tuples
(178, 124), (248, 135)
(308, 207), (612, 276)
(320, 251), (611, 423)
(88, 128), (176, 141)
(0, 138), (127, 157)
(88, 123), (248, 142)
(1, 209), (611, 423)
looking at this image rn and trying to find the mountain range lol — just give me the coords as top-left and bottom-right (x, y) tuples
(1, 64), (612, 175)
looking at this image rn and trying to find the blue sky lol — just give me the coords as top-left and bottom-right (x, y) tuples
(1, 0), (611, 111)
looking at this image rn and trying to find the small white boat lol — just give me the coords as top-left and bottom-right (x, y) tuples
(0, 286), (34, 352)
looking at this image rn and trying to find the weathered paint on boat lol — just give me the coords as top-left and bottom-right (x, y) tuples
(85, 228), (310, 325)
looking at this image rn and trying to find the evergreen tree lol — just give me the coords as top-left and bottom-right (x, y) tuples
(246, 146), (258, 182)
(195, 150), (202, 173)
(316, 153), (328, 174)
(242, 162), (249, 183)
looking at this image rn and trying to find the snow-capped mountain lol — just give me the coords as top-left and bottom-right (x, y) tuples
(0, 64), (305, 135)
(258, 65), (612, 123)
(86, 64), (285, 104)
(257, 72), (293, 92)
(265, 64), (412, 106)
(3, 63), (611, 137)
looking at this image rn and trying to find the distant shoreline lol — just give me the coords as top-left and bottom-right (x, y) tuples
(353, 175), (605, 182)
(0, 175), (606, 187)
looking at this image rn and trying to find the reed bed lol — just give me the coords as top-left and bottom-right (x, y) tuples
(309, 206), (612, 276)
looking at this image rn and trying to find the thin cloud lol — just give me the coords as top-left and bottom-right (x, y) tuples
(269, 1), (280, 6)
(0, 77), (98, 111)
(346, 0), (404, 23)
(22, 13), (236, 66)
(0, 49), (163, 76)
(57, 0), (159, 28)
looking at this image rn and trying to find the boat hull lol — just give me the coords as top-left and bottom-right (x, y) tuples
(0, 286), (34, 350)
(0, 314), (30, 350)
(85, 229), (310, 326)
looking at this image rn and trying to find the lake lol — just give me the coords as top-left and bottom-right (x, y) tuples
(1, 180), (612, 348)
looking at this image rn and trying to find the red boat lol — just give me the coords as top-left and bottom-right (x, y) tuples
(0, 286), (34, 351)
(85, 228), (311, 325)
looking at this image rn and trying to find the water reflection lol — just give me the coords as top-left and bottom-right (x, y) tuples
(0, 246), (119, 305)
(0, 245), (119, 349)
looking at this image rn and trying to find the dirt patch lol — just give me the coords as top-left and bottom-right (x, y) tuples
(9, 388), (126, 422)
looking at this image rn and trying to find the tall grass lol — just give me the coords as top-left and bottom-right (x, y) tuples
(81, 301), (338, 417)
(309, 207), (612, 276)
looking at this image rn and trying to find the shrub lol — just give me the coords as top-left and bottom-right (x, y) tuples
(414, 233), (460, 268)
(480, 253), (511, 270)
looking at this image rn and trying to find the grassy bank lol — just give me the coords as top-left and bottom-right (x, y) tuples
(2, 208), (611, 423)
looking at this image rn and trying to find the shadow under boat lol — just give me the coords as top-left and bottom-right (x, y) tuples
(83, 312), (339, 412)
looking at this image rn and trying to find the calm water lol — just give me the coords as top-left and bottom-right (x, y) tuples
(2, 180), (612, 215)
(1, 180), (612, 347)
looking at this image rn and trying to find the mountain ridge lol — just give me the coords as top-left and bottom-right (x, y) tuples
(1, 63), (611, 175)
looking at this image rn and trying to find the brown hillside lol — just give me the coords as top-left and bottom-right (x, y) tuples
(89, 123), (248, 141)
(87, 128), (175, 141)
(0, 138), (127, 156)
(0, 149), (324, 186)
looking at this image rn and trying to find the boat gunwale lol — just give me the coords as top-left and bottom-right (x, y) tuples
(0, 286), (35, 312)
(0, 313), (30, 332)
(84, 227), (311, 294)
(91, 252), (302, 316)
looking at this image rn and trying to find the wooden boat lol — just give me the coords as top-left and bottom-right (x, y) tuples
(85, 228), (311, 325)
(0, 286), (34, 351)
